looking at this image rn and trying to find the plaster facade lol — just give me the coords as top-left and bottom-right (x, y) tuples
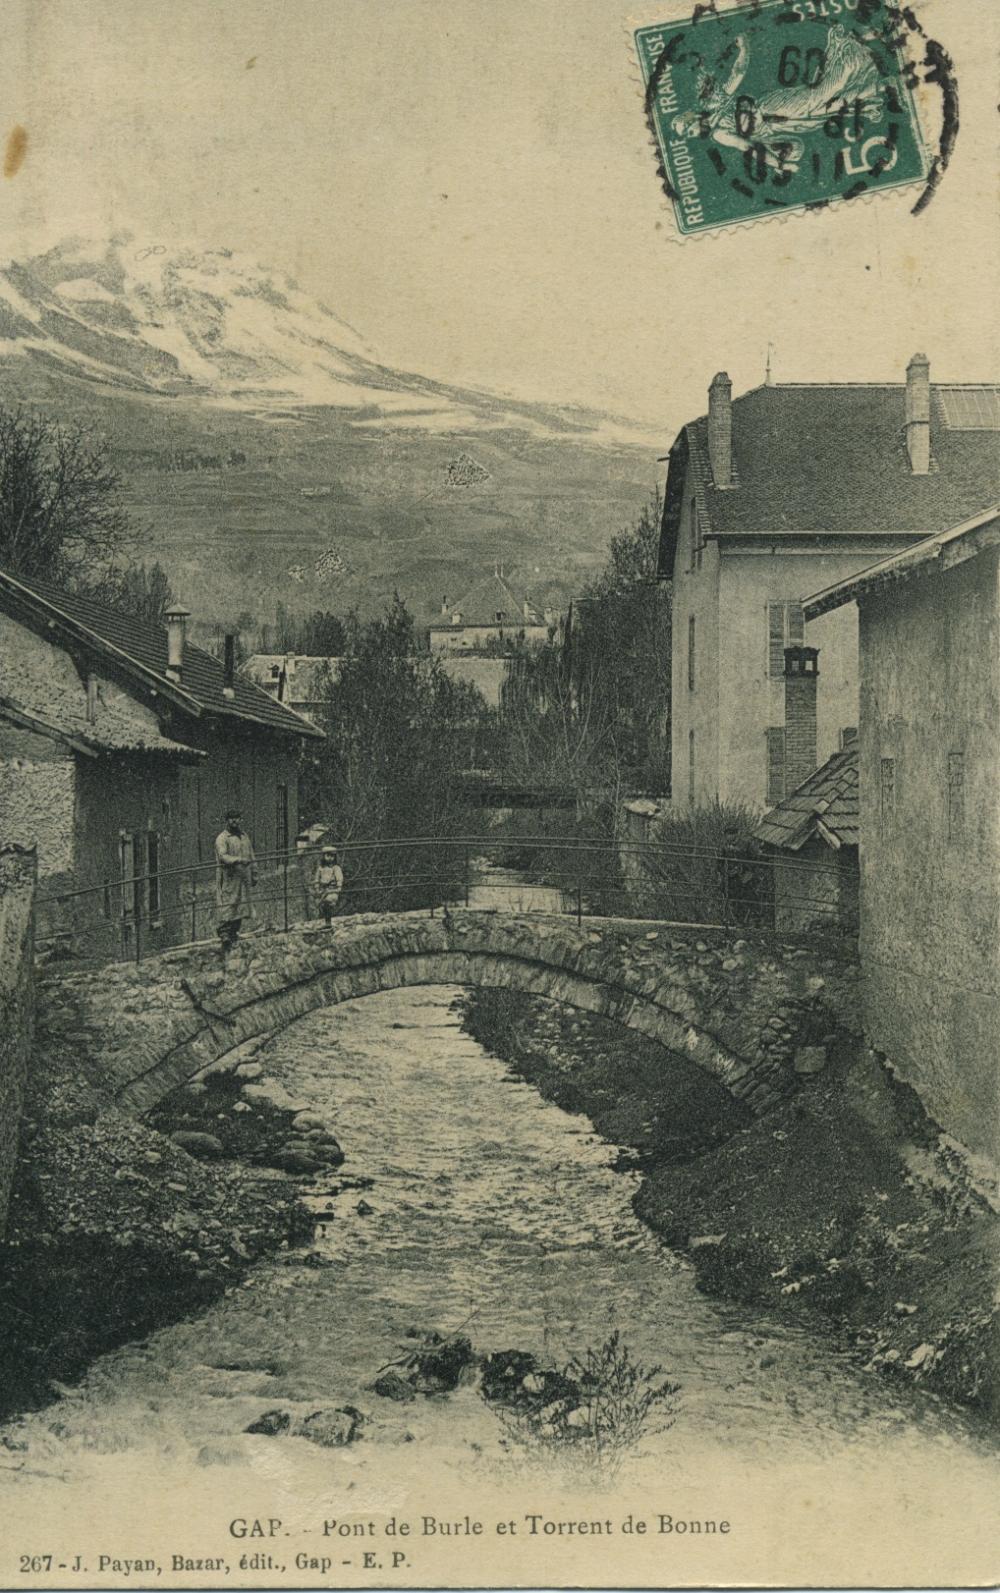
(0, 729), (75, 878)
(857, 545), (1000, 1159)
(669, 515), (902, 810)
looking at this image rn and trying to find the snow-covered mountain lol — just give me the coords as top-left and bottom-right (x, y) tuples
(0, 235), (655, 446)
(0, 236), (657, 622)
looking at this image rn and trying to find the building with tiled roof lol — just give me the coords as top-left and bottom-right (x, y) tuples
(659, 356), (1000, 812)
(241, 654), (342, 725)
(429, 564), (558, 654)
(0, 567), (322, 956)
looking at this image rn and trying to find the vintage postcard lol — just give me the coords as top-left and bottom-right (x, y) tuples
(0, 0), (997, 1588)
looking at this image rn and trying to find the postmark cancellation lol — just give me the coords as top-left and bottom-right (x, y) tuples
(634, 0), (931, 237)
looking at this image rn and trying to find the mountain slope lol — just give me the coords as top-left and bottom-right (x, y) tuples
(0, 236), (659, 622)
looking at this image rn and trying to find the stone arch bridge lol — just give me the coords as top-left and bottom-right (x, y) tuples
(37, 911), (858, 1119)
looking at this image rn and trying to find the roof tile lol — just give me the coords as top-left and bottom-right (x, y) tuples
(0, 568), (323, 740)
(756, 743), (858, 851)
(660, 383), (1000, 574)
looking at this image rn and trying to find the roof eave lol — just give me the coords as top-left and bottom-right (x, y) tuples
(204, 701), (326, 740)
(804, 505), (1000, 620)
(0, 573), (204, 719)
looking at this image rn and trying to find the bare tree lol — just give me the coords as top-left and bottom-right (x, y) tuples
(0, 406), (134, 587)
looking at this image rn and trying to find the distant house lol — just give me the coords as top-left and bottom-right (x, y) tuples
(241, 654), (341, 724)
(0, 569), (323, 956)
(659, 358), (1000, 811)
(429, 564), (558, 654)
(804, 505), (1000, 1160)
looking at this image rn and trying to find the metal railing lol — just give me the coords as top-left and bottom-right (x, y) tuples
(35, 833), (858, 968)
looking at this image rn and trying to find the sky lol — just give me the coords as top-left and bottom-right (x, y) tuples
(1, 0), (998, 432)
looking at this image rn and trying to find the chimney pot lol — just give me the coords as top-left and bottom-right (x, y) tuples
(905, 352), (931, 474)
(441, 595), (449, 617)
(164, 604), (191, 681)
(708, 371), (733, 489)
(783, 644), (819, 795)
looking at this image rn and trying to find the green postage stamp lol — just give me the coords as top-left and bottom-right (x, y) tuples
(634, 0), (931, 236)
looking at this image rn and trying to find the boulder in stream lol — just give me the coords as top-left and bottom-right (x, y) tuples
(170, 1130), (225, 1160)
(297, 1406), (366, 1447)
(480, 1349), (538, 1403)
(370, 1370), (417, 1403)
(245, 1408), (292, 1436)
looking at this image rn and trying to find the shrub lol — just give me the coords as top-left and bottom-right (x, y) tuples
(488, 1331), (680, 1480)
(625, 800), (772, 926)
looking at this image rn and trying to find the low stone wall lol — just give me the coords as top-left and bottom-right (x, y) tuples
(38, 910), (861, 1120)
(0, 846), (37, 1236)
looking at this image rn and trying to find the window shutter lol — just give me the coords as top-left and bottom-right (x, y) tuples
(688, 729), (696, 805)
(767, 603), (785, 677)
(787, 602), (805, 644)
(766, 727), (786, 804)
(688, 614), (696, 690)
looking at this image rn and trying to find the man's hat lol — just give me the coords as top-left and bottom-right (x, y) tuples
(225, 807), (242, 821)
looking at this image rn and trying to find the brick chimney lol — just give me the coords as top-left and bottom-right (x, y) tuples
(441, 595), (449, 618)
(222, 633), (237, 700)
(784, 644), (819, 793)
(707, 371), (733, 488)
(905, 352), (931, 474)
(164, 605), (191, 683)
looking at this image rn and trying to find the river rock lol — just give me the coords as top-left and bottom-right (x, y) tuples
(271, 1148), (320, 1174)
(245, 1409), (291, 1436)
(235, 1061), (264, 1081)
(170, 1130), (225, 1160)
(794, 1045), (828, 1076)
(296, 1406), (365, 1447)
(196, 1438), (250, 1467)
(481, 1349), (538, 1403)
(291, 1111), (329, 1132)
(370, 1370), (416, 1403)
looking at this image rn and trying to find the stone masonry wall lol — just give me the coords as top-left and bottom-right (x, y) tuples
(37, 911), (861, 1121)
(0, 846), (37, 1237)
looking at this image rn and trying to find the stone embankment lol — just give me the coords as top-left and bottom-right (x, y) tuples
(0, 1026), (351, 1420)
(459, 983), (999, 1423)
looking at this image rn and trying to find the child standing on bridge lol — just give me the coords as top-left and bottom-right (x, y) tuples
(314, 845), (344, 925)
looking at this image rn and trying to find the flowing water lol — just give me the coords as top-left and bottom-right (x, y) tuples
(2, 980), (995, 1510)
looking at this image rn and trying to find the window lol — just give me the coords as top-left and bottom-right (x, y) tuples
(947, 752), (965, 840)
(766, 601), (805, 676)
(766, 727), (786, 805)
(147, 831), (161, 917)
(120, 831), (142, 919)
(688, 729), (695, 805)
(880, 757), (895, 825)
(276, 782), (289, 857)
(687, 615), (696, 691)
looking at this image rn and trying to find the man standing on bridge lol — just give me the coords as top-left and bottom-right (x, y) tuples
(215, 807), (258, 953)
